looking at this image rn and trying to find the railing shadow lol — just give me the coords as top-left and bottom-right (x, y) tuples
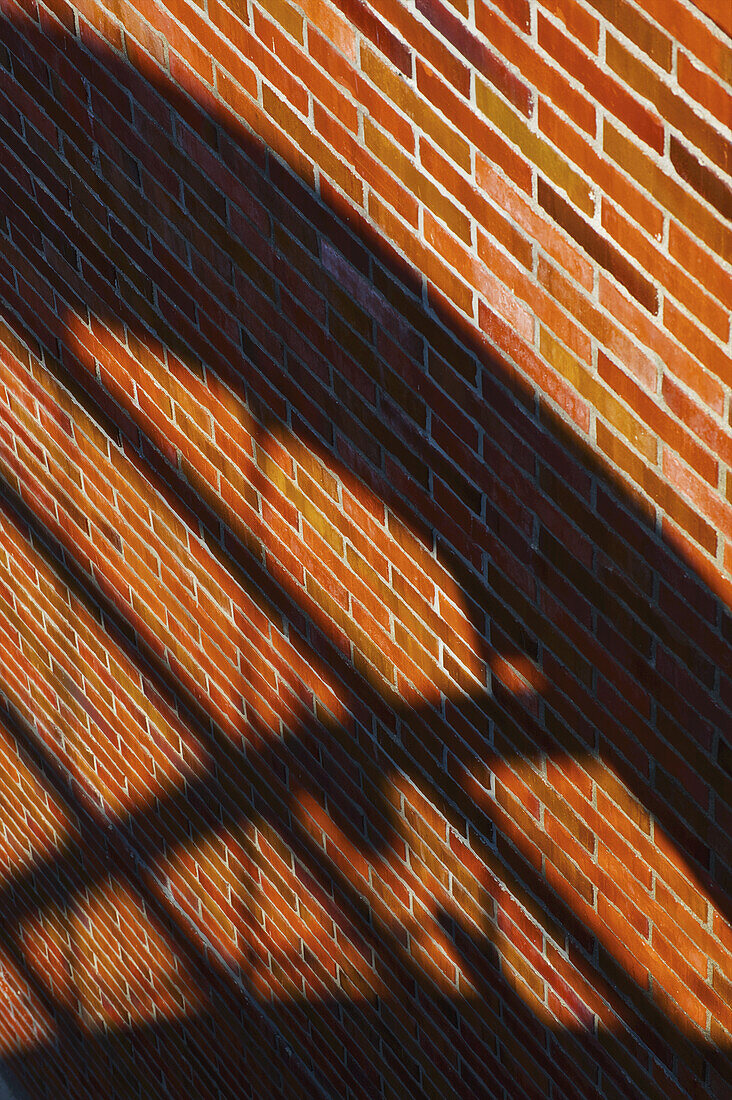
(0, 7), (730, 1099)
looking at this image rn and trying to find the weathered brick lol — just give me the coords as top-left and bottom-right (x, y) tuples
(477, 76), (594, 214)
(539, 179), (658, 313)
(476, 0), (596, 133)
(539, 14), (664, 152)
(0, 4), (729, 1098)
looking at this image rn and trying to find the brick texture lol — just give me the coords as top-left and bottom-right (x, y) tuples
(0, 1), (730, 1098)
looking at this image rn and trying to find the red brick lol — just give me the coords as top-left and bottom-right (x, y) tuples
(642, 0), (732, 83)
(2, 5), (731, 1098)
(693, 0), (732, 36)
(539, 14), (664, 152)
(608, 36), (730, 177)
(539, 100), (663, 238)
(664, 298), (732, 390)
(662, 373), (732, 469)
(476, 0), (596, 134)
(540, 0), (599, 52)
(670, 136), (732, 221)
(539, 179), (657, 312)
(368, 191), (474, 315)
(599, 276), (724, 412)
(668, 221), (732, 309)
(422, 141), (531, 267)
(663, 450), (732, 542)
(418, 0), (533, 115)
(477, 154), (592, 288)
(417, 57), (534, 192)
(604, 121), (732, 263)
(601, 200), (729, 342)
(678, 49), (732, 123)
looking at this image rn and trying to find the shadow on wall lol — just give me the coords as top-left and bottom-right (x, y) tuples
(0, 1065), (26, 1100)
(0, 9), (730, 1100)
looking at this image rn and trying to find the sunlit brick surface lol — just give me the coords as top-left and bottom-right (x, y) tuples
(0, 1), (730, 1097)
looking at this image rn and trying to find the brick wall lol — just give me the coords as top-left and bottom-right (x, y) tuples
(0, 1), (730, 1097)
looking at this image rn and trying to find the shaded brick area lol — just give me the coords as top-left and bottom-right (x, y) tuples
(0, 2), (729, 1098)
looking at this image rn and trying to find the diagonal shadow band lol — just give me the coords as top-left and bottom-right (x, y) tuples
(1, 453), (714, 1059)
(0, 7), (730, 1100)
(0, 311), (728, 1095)
(0, 9), (726, 911)
(0, 658), (723, 1100)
